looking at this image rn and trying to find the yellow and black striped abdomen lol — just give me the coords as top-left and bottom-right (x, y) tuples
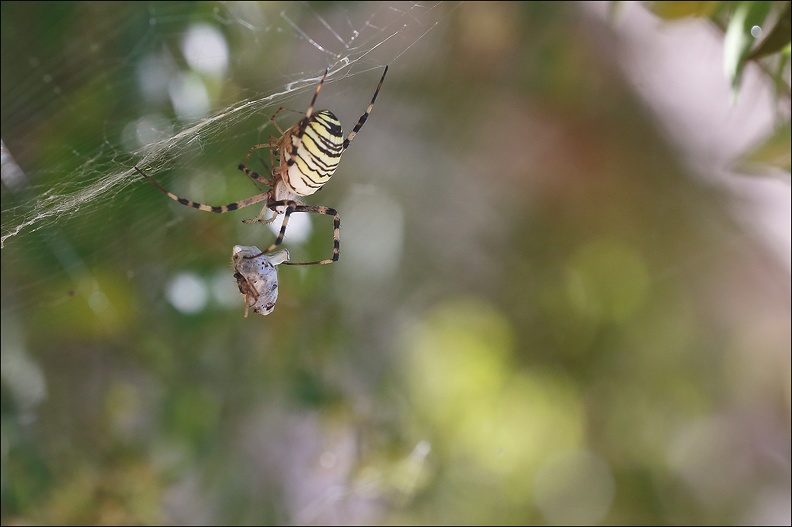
(286, 110), (344, 196)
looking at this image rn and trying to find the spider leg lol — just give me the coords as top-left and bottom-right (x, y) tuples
(234, 271), (258, 318)
(237, 104), (302, 185)
(245, 199), (340, 266)
(135, 166), (270, 213)
(238, 140), (278, 186)
(269, 107), (287, 136)
(242, 206), (279, 225)
(284, 68), (330, 171)
(342, 65), (388, 150)
(305, 69), (330, 120)
(237, 104), (304, 187)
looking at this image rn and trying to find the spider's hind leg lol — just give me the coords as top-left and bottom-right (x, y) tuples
(246, 199), (340, 266)
(134, 166), (270, 214)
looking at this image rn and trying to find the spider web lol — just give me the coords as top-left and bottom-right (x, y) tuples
(1, 1), (450, 314)
(2, 4), (449, 521)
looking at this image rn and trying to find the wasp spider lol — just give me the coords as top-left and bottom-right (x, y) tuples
(135, 65), (388, 266)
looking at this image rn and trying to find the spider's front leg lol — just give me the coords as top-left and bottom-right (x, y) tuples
(238, 140), (278, 186)
(242, 207), (279, 225)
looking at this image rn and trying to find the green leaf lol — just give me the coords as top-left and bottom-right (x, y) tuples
(723, 2), (773, 99)
(736, 120), (792, 173)
(747, 2), (791, 60)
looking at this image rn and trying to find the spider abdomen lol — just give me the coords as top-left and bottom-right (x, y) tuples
(285, 109), (344, 196)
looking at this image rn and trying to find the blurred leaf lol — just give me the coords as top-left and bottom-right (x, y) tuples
(643, 1), (720, 19)
(771, 52), (792, 98)
(736, 120), (792, 173)
(723, 2), (773, 98)
(747, 2), (791, 60)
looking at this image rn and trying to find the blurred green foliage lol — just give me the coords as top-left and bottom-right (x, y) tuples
(644, 0), (791, 173)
